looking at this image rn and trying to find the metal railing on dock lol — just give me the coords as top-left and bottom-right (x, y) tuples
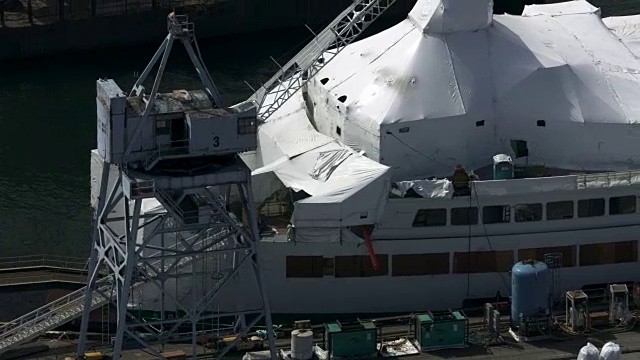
(0, 255), (90, 288)
(0, 254), (89, 272)
(0, 0), (227, 28)
(0, 271), (87, 287)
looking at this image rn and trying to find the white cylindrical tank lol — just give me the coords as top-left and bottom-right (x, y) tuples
(290, 329), (314, 360)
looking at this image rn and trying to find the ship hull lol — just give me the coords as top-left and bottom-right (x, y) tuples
(128, 221), (639, 316)
(256, 225), (639, 314)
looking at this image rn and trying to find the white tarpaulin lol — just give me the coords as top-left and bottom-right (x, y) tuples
(308, 0), (640, 181)
(603, 14), (640, 58)
(249, 91), (392, 227)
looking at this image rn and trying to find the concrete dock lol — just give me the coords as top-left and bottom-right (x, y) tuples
(6, 319), (640, 360)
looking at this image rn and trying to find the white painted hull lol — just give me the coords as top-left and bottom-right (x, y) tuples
(255, 225), (640, 314)
(131, 223), (640, 315)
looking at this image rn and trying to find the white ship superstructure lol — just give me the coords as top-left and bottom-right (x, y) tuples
(89, 0), (640, 316)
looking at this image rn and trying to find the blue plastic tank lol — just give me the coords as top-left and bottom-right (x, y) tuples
(510, 260), (552, 327)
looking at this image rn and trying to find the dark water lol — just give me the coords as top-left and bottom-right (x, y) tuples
(0, 27), (315, 257)
(0, 15), (404, 258)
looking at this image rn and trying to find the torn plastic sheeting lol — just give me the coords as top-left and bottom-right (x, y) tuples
(393, 179), (453, 198)
(255, 140), (388, 198)
(257, 89), (335, 163)
(311, 149), (353, 181)
(294, 164), (392, 227)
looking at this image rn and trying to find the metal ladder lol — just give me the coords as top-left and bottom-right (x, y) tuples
(100, 290), (111, 345)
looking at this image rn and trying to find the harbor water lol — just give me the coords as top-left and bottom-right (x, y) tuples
(0, 16), (404, 258)
(0, 0), (636, 258)
(0, 27), (310, 257)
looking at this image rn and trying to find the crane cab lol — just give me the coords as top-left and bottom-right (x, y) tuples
(96, 79), (258, 169)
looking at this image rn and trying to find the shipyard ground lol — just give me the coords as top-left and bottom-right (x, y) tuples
(6, 320), (640, 360)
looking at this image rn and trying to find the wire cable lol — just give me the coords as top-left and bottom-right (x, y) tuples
(386, 131), (513, 296)
(385, 132), (454, 170)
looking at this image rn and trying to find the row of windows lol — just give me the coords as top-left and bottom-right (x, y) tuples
(155, 117), (257, 136)
(285, 241), (638, 278)
(413, 195), (637, 227)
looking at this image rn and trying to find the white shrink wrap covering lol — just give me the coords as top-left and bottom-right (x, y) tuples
(308, 0), (640, 180)
(577, 342), (599, 360)
(599, 342), (622, 360)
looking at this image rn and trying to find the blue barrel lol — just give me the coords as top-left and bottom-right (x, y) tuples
(511, 260), (552, 327)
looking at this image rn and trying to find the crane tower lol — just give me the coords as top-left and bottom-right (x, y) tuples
(76, 13), (277, 359)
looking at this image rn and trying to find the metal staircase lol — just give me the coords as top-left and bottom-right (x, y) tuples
(0, 221), (224, 354)
(0, 279), (112, 354)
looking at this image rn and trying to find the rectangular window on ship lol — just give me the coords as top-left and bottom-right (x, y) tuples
(453, 251), (513, 274)
(610, 196), (636, 215)
(482, 205), (510, 224)
(286, 256), (324, 278)
(412, 209), (447, 227)
(518, 245), (576, 267)
(334, 255), (388, 277)
(451, 207), (478, 225)
(547, 201), (574, 220)
(579, 241), (638, 266)
(392, 253), (449, 276)
(578, 198), (605, 218)
(515, 203), (542, 222)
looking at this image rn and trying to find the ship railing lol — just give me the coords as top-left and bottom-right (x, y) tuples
(0, 254), (88, 271)
(576, 170), (640, 189)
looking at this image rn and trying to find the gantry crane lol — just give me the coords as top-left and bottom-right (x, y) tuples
(0, 1), (399, 358)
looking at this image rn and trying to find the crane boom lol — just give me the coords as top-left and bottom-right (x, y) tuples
(251, 0), (399, 121)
